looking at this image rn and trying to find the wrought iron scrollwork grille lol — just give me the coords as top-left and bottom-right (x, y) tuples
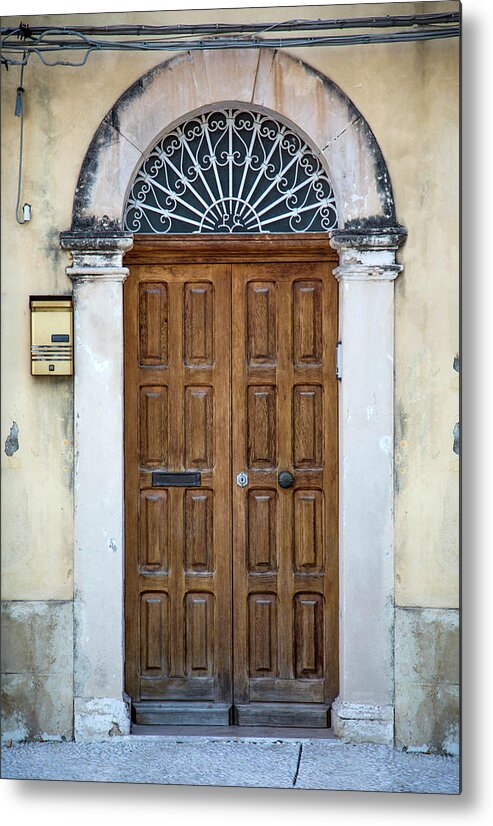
(124, 108), (338, 234)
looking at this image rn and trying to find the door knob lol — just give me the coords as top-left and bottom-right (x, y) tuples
(278, 470), (294, 489)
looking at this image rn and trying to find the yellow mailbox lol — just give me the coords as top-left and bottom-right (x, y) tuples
(30, 296), (73, 376)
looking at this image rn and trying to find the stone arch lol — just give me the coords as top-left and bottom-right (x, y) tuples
(71, 48), (396, 232)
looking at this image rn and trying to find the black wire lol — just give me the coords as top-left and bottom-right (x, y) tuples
(0, 12), (460, 38)
(0, 26), (461, 67)
(15, 58), (26, 225)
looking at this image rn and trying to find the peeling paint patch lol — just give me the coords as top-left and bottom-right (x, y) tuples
(5, 422), (19, 456)
(108, 538), (117, 553)
(453, 422), (460, 455)
(379, 435), (392, 455)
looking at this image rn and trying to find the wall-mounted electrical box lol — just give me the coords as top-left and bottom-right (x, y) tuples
(30, 296), (73, 376)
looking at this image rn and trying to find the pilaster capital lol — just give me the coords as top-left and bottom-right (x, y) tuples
(333, 263), (403, 283)
(329, 226), (408, 253)
(329, 226), (407, 282)
(59, 230), (134, 284)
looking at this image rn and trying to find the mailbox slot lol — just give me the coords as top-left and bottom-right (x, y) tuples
(152, 472), (201, 487)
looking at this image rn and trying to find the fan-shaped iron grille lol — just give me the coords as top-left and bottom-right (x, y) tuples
(124, 108), (338, 234)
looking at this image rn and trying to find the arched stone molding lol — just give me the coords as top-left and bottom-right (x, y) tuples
(61, 47), (407, 744)
(70, 48), (395, 233)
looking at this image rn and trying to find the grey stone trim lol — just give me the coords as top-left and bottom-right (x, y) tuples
(1, 600), (74, 742)
(395, 607), (459, 755)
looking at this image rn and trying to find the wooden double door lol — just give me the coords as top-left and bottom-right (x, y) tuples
(124, 236), (338, 727)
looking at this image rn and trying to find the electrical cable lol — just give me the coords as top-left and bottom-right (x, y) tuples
(1, 26), (461, 68)
(0, 13), (461, 68)
(14, 57), (27, 225)
(0, 12), (461, 38)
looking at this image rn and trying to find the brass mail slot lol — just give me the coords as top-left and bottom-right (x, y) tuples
(152, 472), (201, 487)
(30, 296), (73, 376)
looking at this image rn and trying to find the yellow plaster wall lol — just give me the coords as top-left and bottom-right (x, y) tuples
(1, 3), (459, 606)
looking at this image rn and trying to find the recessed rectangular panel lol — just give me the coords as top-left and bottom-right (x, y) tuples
(248, 490), (277, 572)
(293, 490), (324, 573)
(292, 385), (323, 468)
(185, 592), (214, 675)
(138, 282), (168, 366)
(248, 594), (278, 677)
(185, 386), (214, 468)
(247, 385), (277, 469)
(247, 281), (277, 365)
(139, 385), (169, 467)
(185, 490), (213, 573)
(139, 490), (168, 572)
(184, 282), (214, 366)
(294, 593), (324, 678)
(140, 592), (169, 676)
(293, 280), (322, 365)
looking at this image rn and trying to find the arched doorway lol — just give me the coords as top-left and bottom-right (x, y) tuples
(123, 105), (339, 726)
(60, 47), (406, 743)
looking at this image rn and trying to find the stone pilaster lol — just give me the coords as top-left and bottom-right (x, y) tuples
(60, 231), (133, 740)
(329, 227), (407, 745)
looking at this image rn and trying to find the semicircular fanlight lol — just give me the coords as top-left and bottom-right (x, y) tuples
(124, 108), (338, 234)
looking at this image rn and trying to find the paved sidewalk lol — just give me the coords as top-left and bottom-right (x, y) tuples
(1, 735), (460, 794)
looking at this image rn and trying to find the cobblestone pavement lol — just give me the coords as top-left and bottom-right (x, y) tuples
(1, 736), (460, 794)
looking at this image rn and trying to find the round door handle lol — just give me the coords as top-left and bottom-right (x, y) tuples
(278, 470), (294, 489)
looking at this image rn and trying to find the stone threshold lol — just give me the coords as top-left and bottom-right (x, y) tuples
(131, 723), (337, 741)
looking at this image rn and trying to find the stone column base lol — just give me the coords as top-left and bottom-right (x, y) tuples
(74, 697), (130, 741)
(331, 698), (394, 746)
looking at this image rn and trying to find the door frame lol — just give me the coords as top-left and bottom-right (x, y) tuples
(61, 225), (405, 742)
(123, 233), (339, 726)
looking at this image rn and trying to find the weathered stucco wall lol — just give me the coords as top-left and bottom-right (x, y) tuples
(1, 2), (459, 750)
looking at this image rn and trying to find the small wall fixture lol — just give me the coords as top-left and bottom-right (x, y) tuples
(30, 296), (73, 376)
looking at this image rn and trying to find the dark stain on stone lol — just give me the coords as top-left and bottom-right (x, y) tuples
(64, 216), (126, 235)
(71, 118), (120, 223)
(351, 116), (396, 222)
(109, 106), (120, 135)
(5, 422), (19, 456)
(343, 214), (403, 231)
(299, 57), (396, 222)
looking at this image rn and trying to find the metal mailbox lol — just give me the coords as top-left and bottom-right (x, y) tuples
(30, 296), (73, 376)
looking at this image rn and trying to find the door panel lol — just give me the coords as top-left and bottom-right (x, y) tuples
(232, 262), (338, 726)
(125, 264), (231, 723)
(125, 251), (338, 728)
